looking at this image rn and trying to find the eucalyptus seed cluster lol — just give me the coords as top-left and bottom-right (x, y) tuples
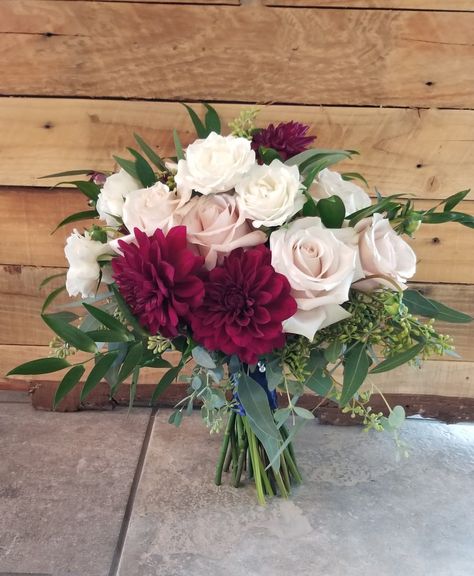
(228, 108), (260, 139)
(313, 289), (453, 360)
(147, 334), (174, 355)
(282, 336), (313, 382)
(49, 336), (76, 359)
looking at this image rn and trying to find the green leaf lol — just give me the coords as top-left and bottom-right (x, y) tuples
(191, 346), (216, 369)
(104, 342), (128, 389)
(388, 405), (406, 429)
(86, 330), (132, 343)
(168, 409), (183, 427)
(82, 303), (128, 333)
(41, 285), (66, 313)
(317, 195), (346, 228)
(340, 343), (370, 405)
(204, 103), (221, 134)
(42, 313), (98, 353)
(39, 169), (95, 179)
(54, 365), (85, 408)
(302, 194), (319, 217)
(341, 172), (369, 188)
(173, 129), (185, 161)
(80, 352), (119, 402)
(143, 356), (172, 369)
(324, 341), (344, 363)
(129, 366), (140, 410)
(265, 358), (284, 391)
(305, 370), (332, 397)
(110, 284), (148, 336)
(286, 148), (354, 171)
(133, 133), (166, 171)
(403, 290), (472, 323)
(425, 299), (472, 323)
(267, 416), (307, 469)
(7, 357), (71, 376)
(127, 148), (156, 188)
(117, 342), (143, 385)
(293, 407), (315, 420)
(258, 146), (281, 165)
(370, 342), (424, 374)
(39, 271), (66, 289)
(150, 365), (182, 404)
(237, 372), (281, 471)
(182, 104), (207, 138)
(348, 194), (406, 225)
(52, 210), (98, 233)
(113, 155), (139, 180)
(71, 181), (100, 202)
(46, 311), (79, 324)
(443, 189), (470, 212)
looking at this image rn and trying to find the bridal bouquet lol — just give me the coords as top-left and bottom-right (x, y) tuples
(9, 104), (473, 504)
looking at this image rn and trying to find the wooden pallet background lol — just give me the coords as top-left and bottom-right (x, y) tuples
(0, 0), (473, 414)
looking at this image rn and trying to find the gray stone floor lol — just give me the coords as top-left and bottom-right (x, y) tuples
(1, 391), (473, 576)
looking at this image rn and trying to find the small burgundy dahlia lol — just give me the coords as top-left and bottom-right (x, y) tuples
(251, 121), (316, 162)
(112, 227), (205, 338)
(191, 246), (297, 364)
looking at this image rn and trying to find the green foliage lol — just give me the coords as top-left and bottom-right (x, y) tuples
(182, 102), (222, 138)
(127, 148), (156, 187)
(7, 357), (71, 376)
(54, 365), (85, 408)
(340, 342), (371, 405)
(317, 195), (346, 228)
(403, 290), (472, 323)
(42, 313), (98, 353)
(258, 147), (282, 165)
(80, 352), (119, 401)
(228, 107), (260, 138)
(133, 133), (166, 171)
(52, 210), (98, 233)
(173, 129), (185, 161)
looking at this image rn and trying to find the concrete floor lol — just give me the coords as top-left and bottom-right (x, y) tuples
(1, 391), (473, 576)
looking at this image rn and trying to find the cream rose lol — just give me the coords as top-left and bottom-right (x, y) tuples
(65, 230), (113, 298)
(270, 217), (361, 340)
(122, 181), (189, 237)
(96, 169), (141, 226)
(310, 168), (371, 216)
(354, 213), (417, 291)
(181, 193), (267, 269)
(175, 132), (255, 196)
(235, 160), (305, 228)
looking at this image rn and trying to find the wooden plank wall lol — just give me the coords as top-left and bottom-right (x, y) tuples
(0, 0), (473, 405)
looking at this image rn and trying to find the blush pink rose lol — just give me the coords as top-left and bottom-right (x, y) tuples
(354, 213), (417, 291)
(180, 193), (267, 270)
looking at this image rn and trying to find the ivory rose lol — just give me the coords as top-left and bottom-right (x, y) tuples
(354, 213), (417, 291)
(235, 159), (305, 228)
(181, 193), (267, 269)
(310, 168), (371, 215)
(270, 217), (361, 340)
(65, 230), (113, 298)
(96, 169), (140, 226)
(175, 132), (255, 196)
(122, 182), (189, 237)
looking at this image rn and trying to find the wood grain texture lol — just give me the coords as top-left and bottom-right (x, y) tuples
(1, 187), (473, 283)
(1, 3), (473, 107)
(2, 344), (473, 398)
(264, 0), (473, 10)
(2, 261), (473, 358)
(1, 98), (473, 199)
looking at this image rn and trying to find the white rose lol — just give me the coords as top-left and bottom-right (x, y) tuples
(175, 132), (255, 196)
(235, 160), (305, 228)
(354, 213), (417, 291)
(65, 230), (113, 298)
(96, 169), (141, 226)
(122, 182), (189, 237)
(310, 168), (371, 215)
(270, 217), (361, 340)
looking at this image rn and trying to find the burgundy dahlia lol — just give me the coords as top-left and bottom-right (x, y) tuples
(191, 246), (297, 364)
(112, 227), (205, 338)
(251, 121), (316, 162)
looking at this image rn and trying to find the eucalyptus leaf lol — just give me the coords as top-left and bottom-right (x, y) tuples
(293, 406), (315, 420)
(325, 341), (344, 363)
(370, 342), (424, 374)
(340, 343), (370, 405)
(426, 299), (472, 323)
(265, 358), (284, 391)
(54, 365), (85, 408)
(237, 372), (281, 471)
(191, 346), (216, 369)
(388, 405), (406, 429)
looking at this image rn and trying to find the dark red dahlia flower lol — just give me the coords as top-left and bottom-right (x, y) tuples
(191, 246), (297, 364)
(112, 227), (205, 338)
(251, 121), (316, 162)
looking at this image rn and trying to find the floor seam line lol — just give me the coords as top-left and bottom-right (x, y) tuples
(107, 407), (158, 576)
